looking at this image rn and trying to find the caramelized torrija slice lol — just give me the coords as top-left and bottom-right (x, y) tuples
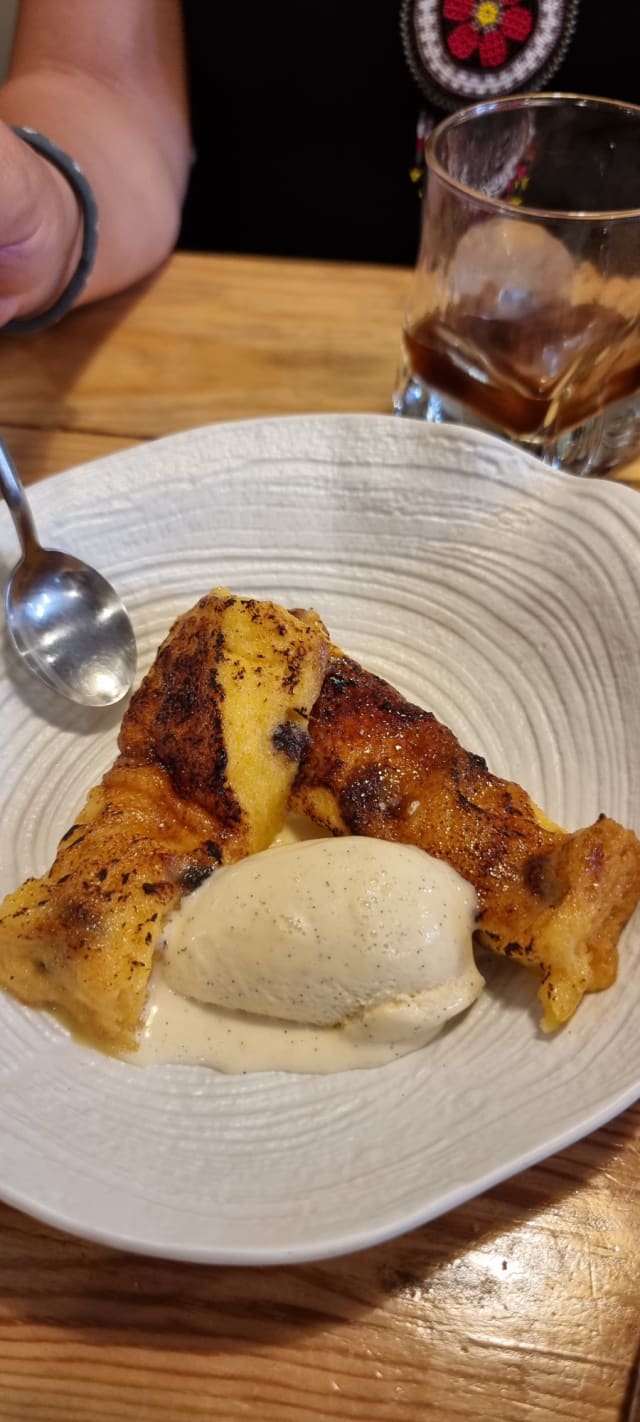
(291, 653), (640, 1029)
(0, 591), (328, 1048)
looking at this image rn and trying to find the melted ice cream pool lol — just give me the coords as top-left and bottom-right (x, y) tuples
(134, 823), (483, 1074)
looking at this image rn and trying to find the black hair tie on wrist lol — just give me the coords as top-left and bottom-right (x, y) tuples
(4, 126), (99, 334)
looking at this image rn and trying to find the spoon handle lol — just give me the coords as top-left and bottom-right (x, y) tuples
(0, 432), (39, 555)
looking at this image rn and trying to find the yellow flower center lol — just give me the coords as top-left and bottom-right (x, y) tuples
(475, 1), (501, 26)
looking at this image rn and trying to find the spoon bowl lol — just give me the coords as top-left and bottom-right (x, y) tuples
(5, 547), (137, 706)
(0, 435), (136, 707)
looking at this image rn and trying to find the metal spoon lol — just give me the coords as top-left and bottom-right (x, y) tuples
(0, 433), (136, 706)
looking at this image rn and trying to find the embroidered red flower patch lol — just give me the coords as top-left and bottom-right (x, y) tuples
(443, 0), (534, 68)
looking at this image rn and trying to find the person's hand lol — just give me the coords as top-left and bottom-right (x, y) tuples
(0, 120), (82, 328)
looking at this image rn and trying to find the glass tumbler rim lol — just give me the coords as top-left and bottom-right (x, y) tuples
(425, 91), (640, 224)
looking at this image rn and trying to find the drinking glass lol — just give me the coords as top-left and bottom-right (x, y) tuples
(394, 95), (640, 476)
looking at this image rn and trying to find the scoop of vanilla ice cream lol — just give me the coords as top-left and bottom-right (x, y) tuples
(161, 837), (482, 1047)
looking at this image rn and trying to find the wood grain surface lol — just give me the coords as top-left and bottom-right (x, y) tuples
(0, 253), (410, 446)
(0, 252), (639, 1422)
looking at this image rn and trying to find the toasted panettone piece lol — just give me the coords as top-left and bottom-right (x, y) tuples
(290, 654), (640, 1029)
(0, 591), (329, 1048)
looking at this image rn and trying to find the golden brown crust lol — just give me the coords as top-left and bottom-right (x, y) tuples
(291, 655), (640, 1028)
(0, 591), (329, 1048)
(0, 765), (224, 1049)
(1, 593), (637, 1049)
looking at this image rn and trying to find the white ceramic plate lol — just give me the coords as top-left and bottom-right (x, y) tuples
(1, 414), (639, 1265)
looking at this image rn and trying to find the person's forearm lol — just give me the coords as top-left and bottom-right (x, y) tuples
(0, 70), (192, 306)
(0, 0), (191, 322)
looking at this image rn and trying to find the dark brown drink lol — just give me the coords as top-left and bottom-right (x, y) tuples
(404, 304), (640, 441)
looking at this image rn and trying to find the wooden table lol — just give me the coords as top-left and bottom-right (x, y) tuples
(0, 252), (639, 1422)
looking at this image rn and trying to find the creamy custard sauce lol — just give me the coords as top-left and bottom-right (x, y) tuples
(133, 820), (482, 1075)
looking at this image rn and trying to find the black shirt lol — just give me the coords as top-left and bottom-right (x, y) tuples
(178, 2), (638, 266)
